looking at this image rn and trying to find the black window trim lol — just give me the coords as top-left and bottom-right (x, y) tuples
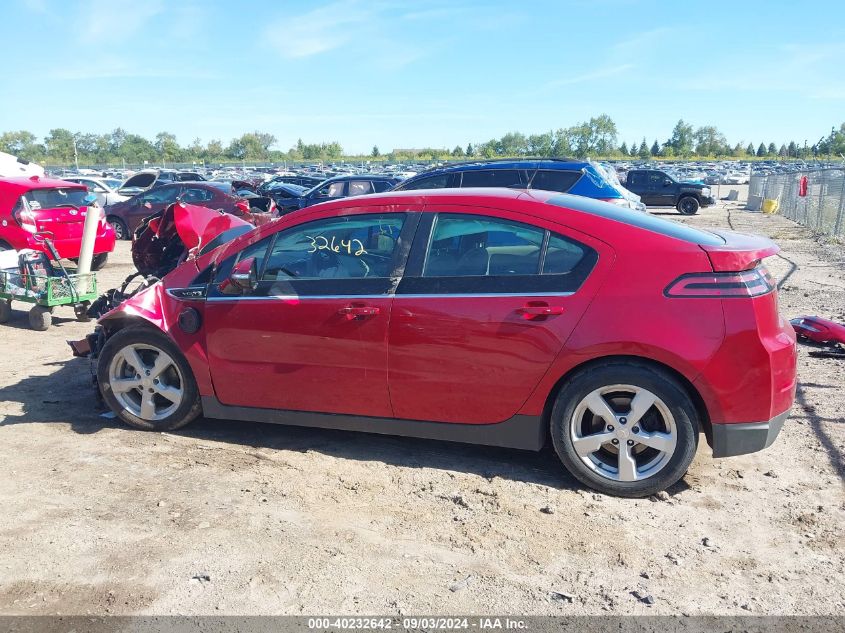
(397, 211), (597, 296)
(206, 211), (421, 300)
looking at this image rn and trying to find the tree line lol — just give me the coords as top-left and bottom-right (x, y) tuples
(2, 117), (844, 166)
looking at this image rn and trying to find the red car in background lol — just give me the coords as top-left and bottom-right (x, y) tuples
(0, 176), (115, 269)
(87, 189), (796, 497)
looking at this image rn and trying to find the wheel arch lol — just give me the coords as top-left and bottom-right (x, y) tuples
(539, 354), (712, 445)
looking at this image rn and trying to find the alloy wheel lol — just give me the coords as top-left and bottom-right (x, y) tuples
(569, 384), (677, 482)
(108, 343), (185, 421)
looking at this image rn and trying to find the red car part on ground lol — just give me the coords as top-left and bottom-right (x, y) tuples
(85, 189), (797, 497)
(0, 176), (115, 260)
(791, 315), (845, 345)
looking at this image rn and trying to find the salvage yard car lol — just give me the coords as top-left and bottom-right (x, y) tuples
(0, 176), (115, 269)
(623, 168), (716, 215)
(391, 159), (642, 210)
(80, 189), (796, 497)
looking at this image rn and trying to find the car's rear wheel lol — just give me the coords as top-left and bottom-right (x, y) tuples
(551, 362), (699, 497)
(677, 196), (700, 215)
(107, 216), (129, 240)
(91, 253), (108, 271)
(97, 326), (202, 431)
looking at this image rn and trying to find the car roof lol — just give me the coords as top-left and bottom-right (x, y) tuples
(0, 175), (86, 194)
(412, 158), (588, 174)
(322, 174), (399, 182)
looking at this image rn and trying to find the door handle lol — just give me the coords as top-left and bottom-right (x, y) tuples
(517, 303), (564, 319)
(338, 305), (380, 319)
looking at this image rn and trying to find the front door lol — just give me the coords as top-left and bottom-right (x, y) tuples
(388, 209), (604, 424)
(204, 211), (414, 418)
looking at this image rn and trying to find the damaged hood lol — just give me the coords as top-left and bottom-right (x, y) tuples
(172, 202), (253, 253)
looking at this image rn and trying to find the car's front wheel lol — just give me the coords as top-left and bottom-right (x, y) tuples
(677, 196), (700, 215)
(97, 326), (202, 431)
(551, 362), (699, 497)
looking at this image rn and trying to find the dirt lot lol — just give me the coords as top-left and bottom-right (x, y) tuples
(0, 190), (843, 616)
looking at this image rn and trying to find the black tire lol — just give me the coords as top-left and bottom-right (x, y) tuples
(97, 326), (202, 431)
(677, 196), (700, 215)
(0, 299), (11, 323)
(550, 361), (699, 498)
(91, 253), (108, 271)
(107, 216), (129, 240)
(28, 305), (52, 331)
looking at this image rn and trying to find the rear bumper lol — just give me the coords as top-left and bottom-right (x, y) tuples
(23, 230), (116, 259)
(710, 410), (788, 458)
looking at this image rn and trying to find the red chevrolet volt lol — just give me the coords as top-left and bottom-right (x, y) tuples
(89, 189), (796, 497)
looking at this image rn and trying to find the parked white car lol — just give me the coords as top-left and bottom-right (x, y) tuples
(62, 176), (129, 207)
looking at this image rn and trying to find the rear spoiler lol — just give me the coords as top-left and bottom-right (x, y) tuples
(699, 230), (780, 272)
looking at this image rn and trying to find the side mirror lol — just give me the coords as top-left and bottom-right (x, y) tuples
(220, 256), (258, 295)
(83, 192), (98, 205)
(664, 179), (672, 187)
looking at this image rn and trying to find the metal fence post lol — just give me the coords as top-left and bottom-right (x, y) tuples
(834, 175), (845, 237)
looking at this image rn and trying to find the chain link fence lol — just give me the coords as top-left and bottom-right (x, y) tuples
(748, 168), (845, 238)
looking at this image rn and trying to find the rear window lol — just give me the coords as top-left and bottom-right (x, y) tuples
(24, 188), (88, 210)
(398, 173), (451, 190)
(547, 194), (725, 246)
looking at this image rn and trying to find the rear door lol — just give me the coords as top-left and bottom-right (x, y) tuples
(647, 171), (674, 206)
(388, 207), (605, 424)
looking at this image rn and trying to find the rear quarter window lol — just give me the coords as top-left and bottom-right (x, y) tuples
(529, 170), (582, 193)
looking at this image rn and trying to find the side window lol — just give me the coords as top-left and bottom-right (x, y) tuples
(529, 170), (581, 193)
(400, 174), (451, 190)
(140, 186), (179, 204)
(182, 187), (213, 203)
(543, 233), (589, 274)
(628, 172), (643, 186)
(423, 215), (543, 277)
(460, 169), (522, 188)
(348, 180), (374, 196)
(372, 180), (394, 193)
(213, 236), (273, 284)
(262, 214), (405, 280)
(647, 172), (664, 187)
(315, 182), (345, 198)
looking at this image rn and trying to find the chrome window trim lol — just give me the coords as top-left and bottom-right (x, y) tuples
(205, 291), (574, 302)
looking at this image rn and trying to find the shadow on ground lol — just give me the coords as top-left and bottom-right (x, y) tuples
(0, 356), (597, 491)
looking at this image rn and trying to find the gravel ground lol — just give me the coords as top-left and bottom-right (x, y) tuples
(0, 189), (843, 616)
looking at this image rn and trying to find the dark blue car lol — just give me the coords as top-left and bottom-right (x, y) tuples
(391, 159), (638, 208)
(295, 174), (400, 209)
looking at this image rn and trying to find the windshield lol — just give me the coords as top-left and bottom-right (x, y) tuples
(24, 187), (89, 210)
(103, 178), (121, 189)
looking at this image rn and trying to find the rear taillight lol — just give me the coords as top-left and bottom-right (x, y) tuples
(665, 264), (775, 298)
(13, 207), (38, 233)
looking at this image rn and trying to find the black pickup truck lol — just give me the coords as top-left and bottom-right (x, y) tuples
(623, 169), (715, 215)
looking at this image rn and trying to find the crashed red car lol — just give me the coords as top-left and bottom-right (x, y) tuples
(0, 176), (116, 269)
(81, 189), (797, 497)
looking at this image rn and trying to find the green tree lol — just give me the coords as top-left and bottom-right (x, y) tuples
(778, 144), (787, 158)
(767, 142), (777, 156)
(746, 142), (755, 156)
(527, 132), (553, 156)
(619, 141), (628, 156)
(650, 139), (660, 156)
(44, 128), (76, 163)
(452, 145), (464, 157)
(667, 120), (694, 157)
(637, 138), (650, 159)
(787, 141), (798, 158)
(465, 143), (474, 157)
(694, 125), (728, 156)
(0, 130), (43, 161)
(371, 145), (380, 158)
(155, 132), (182, 162)
(756, 142), (767, 157)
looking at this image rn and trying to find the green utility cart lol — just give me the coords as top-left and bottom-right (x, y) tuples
(0, 268), (97, 330)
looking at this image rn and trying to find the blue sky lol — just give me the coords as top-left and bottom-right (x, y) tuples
(3, 0), (844, 153)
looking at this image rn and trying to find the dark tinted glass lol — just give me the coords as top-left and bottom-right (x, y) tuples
(423, 214), (543, 277)
(263, 214), (405, 280)
(399, 174), (451, 190)
(543, 233), (588, 274)
(460, 169), (522, 188)
(529, 170), (581, 193)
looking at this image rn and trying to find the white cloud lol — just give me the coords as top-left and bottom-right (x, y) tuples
(76, 0), (164, 42)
